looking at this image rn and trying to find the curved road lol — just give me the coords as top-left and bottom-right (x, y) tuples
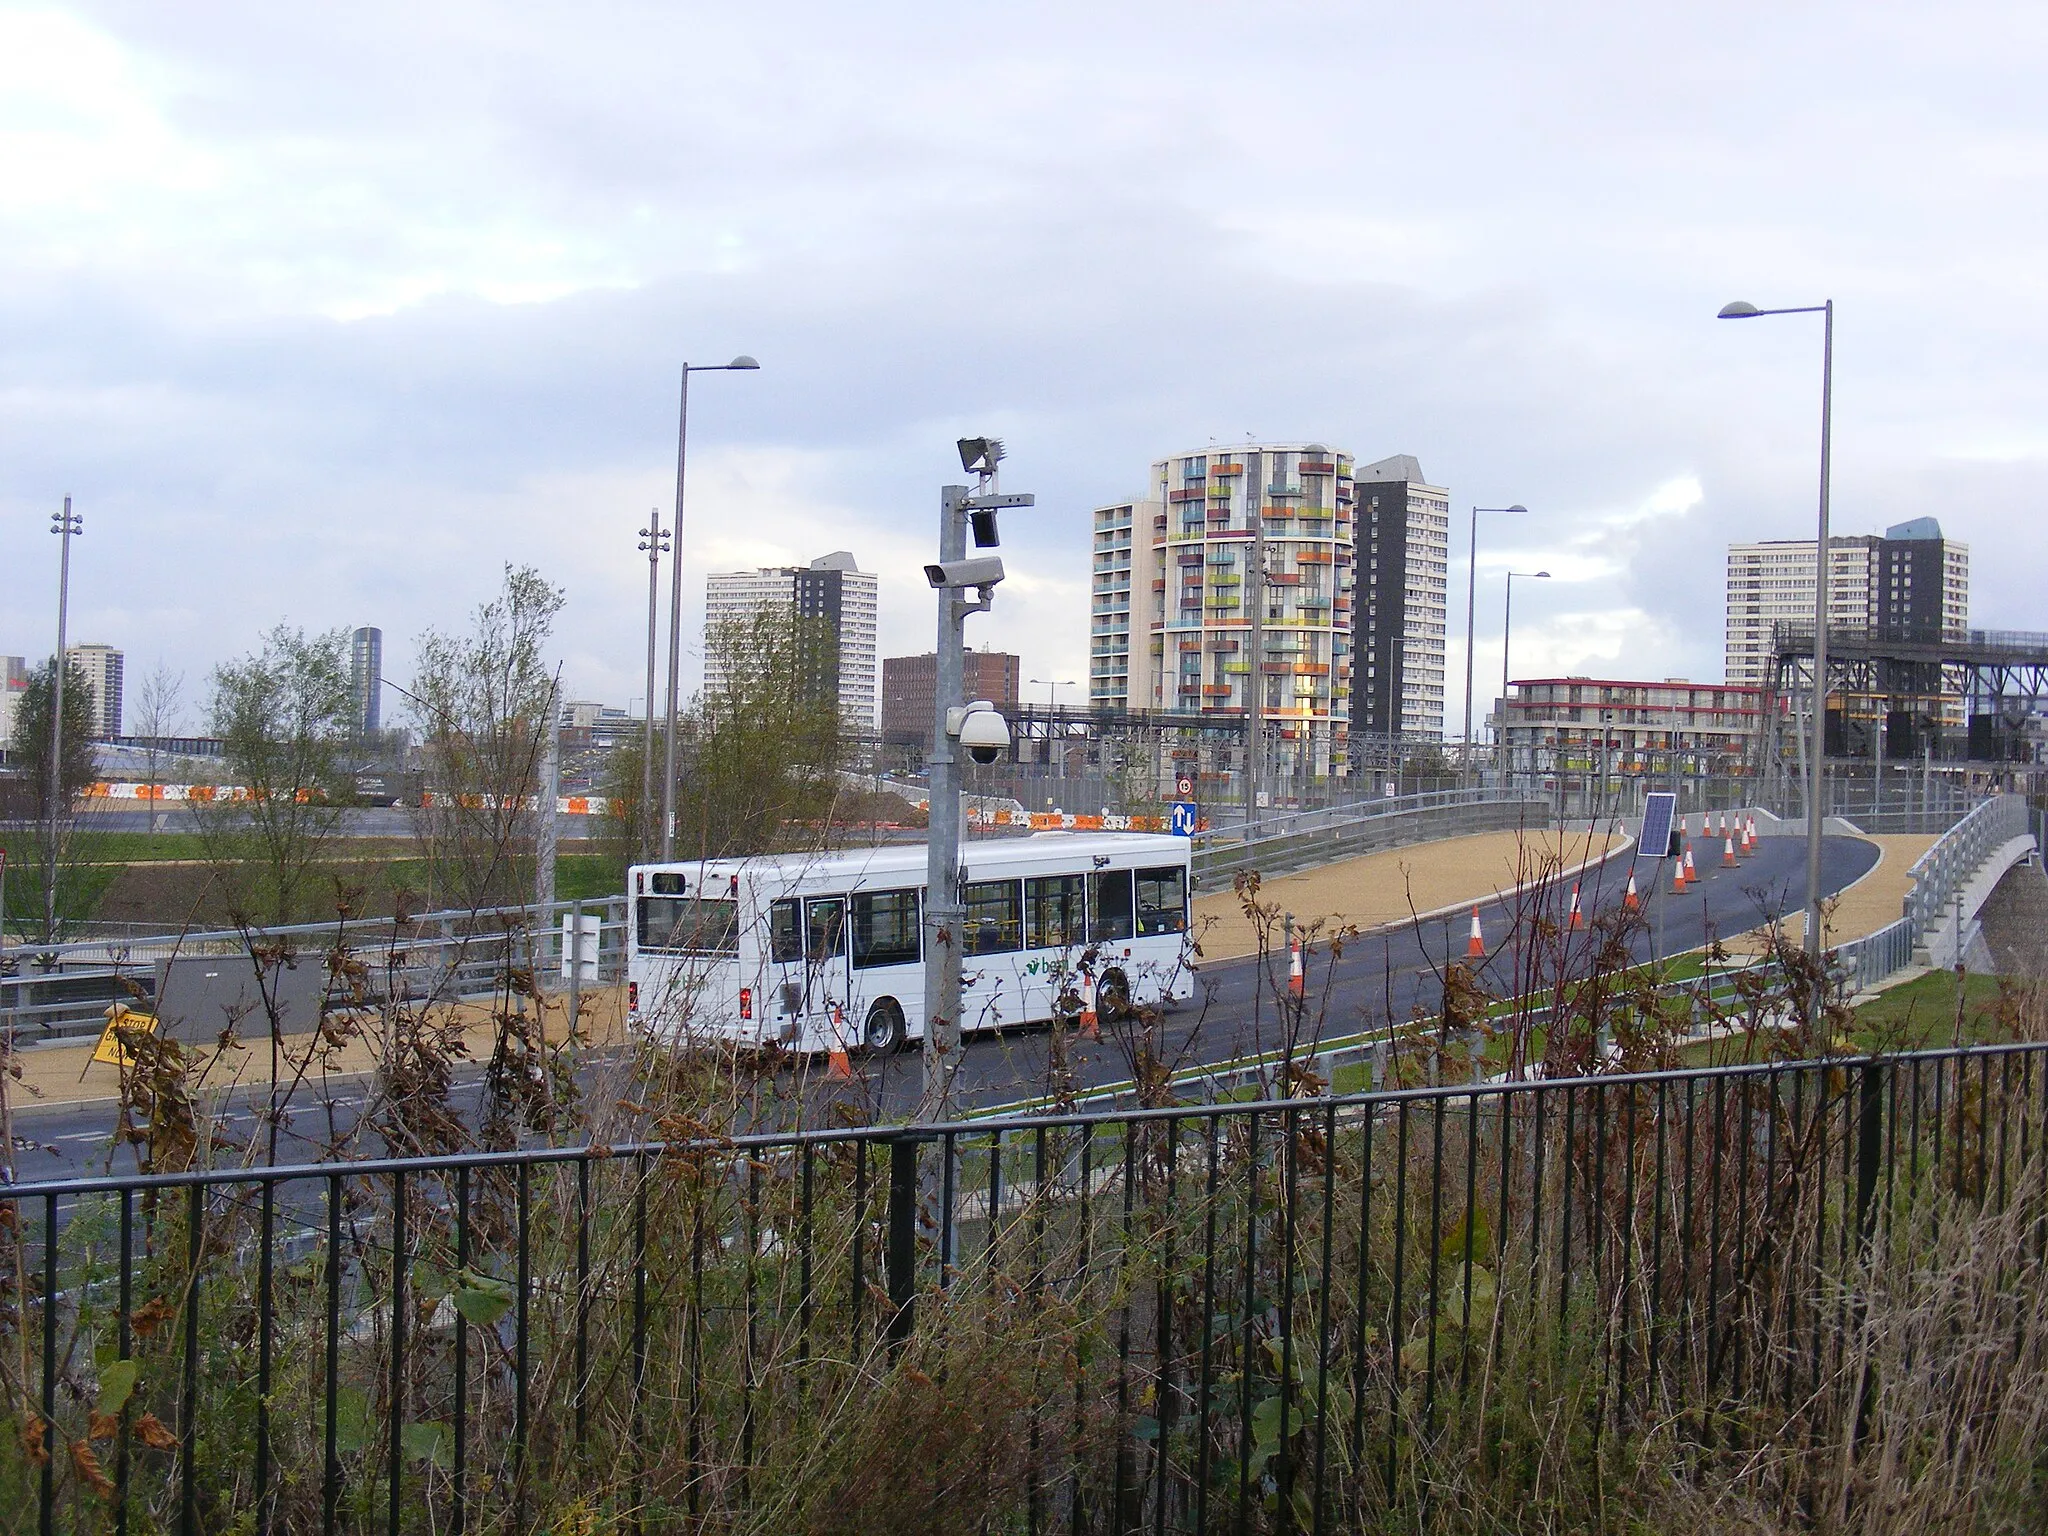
(7, 833), (1879, 1184)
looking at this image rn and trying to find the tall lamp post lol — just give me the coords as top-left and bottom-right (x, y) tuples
(1499, 569), (1550, 792)
(1718, 298), (1832, 961)
(1463, 505), (1528, 785)
(637, 511), (669, 863)
(1028, 676), (1075, 774)
(661, 355), (759, 861)
(45, 497), (82, 942)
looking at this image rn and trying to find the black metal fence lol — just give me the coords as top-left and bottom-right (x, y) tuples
(6, 1041), (2048, 1533)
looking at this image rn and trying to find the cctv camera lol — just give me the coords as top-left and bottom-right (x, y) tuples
(924, 555), (1006, 590)
(951, 704), (1011, 765)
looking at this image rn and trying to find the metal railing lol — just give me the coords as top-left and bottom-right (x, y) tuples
(1194, 789), (1547, 884)
(6, 1042), (2043, 1532)
(1902, 791), (2031, 938)
(0, 897), (629, 1042)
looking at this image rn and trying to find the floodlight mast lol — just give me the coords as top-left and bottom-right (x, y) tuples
(921, 443), (1032, 1123)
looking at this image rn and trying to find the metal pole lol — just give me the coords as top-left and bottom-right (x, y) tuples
(638, 510), (666, 863)
(1462, 505), (1479, 787)
(536, 685), (560, 915)
(662, 367), (690, 862)
(46, 497), (79, 943)
(1805, 302), (1833, 961)
(1499, 574), (1514, 792)
(920, 484), (970, 1121)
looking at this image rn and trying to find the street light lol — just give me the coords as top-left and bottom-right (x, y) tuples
(637, 511), (669, 863)
(662, 355), (760, 862)
(1463, 505), (1528, 785)
(1718, 297), (1832, 962)
(1028, 677), (1075, 768)
(45, 497), (82, 942)
(1500, 569), (1550, 790)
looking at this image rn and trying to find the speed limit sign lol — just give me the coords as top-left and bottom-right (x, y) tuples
(1175, 773), (1194, 799)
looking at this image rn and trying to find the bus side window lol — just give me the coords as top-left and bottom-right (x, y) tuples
(1089, 868), (1135, 943)
(1136, 866), (1188, 935)
(805, 898), (846, 961)
(852, 889), (921, 969)
(962, 879), (1022, 954)
(770, 899), (803, 963)
(1025, 874), (1085, 950)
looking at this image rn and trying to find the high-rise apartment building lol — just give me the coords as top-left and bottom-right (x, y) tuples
(705, 551), (880, 729)
(350, 627), (384, 736)
(1352, 455), (1450, 743)
(1725, 520), (1970, 689)
(881, 651), (1022, 751)
(1089, 444), (1449, 780)
(1090, 444), (1362, 776)
(67, 644), (123, 737)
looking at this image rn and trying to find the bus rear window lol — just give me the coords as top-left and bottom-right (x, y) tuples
(1137, 866), (1187, 935)
(637, 896), (739, 955)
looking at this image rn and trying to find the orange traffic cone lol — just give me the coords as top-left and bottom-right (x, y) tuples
(1716, 812), (1727, 839)
(1684, 845), (1698, 883)
(1722, 835), (1738, 868)
(1625, 871), (1641, 909)
(1466, 905), (1486, 958)
(827, 1004), (855, 1080)
(1287, 938), (1305, 999)
(1567, 883), (1584, 930)
(1079, 973), (1100, 1039)
(1672, 855), (1687, 892)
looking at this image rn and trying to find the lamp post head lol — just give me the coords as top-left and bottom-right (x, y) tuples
(1717, 301), (1760, 319)
(727, 355), (760, 369)
(1505, 504), (1528, 515)
(1533, 570), (1551, 579)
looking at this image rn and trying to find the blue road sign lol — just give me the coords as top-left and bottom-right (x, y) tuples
(1169, 802), (1199, 837)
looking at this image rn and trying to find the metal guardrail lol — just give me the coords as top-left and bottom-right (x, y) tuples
(0, 897), (629, 1042)
(1902, 792), (2030, 938)
(6, 1042), (2043, 1533)
(1193, 786), (1525, 849)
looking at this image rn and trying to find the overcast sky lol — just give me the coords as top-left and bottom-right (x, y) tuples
(3, 1), (2045, 739)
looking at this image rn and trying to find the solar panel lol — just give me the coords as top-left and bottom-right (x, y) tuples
(1639, 792), (1677, 860)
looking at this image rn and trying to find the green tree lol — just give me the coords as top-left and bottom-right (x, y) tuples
(2, 657), (111, 939)
(408, 564), (566, 913)
(190, 625), (356, 926)
(670, 607), (845, 858)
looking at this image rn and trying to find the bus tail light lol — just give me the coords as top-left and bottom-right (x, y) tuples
(739, 987), (753, 1021)
(628, 982), (639, 1012)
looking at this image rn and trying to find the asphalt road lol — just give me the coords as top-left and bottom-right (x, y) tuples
(6, 833), (1875, 1187)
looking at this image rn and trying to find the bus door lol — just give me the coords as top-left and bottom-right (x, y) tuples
(803, 896), (852, 1048)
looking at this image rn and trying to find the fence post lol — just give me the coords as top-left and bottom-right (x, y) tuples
(1854, 1060), (1884, 1251)
(886, 1135), (922, 1350)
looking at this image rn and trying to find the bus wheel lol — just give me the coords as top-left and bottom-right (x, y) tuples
(862, 999), (907, 1055)
(1097, 969), (1132, 1022)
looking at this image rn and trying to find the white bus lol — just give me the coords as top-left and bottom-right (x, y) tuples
(626, 832), (1195, 1054)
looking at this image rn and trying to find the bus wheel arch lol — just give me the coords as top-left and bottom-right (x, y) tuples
(862, 998), (907, 1054)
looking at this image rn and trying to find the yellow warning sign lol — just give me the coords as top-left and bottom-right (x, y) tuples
(92, 1008), (160, 1067)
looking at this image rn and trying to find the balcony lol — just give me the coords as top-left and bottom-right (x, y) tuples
(1298, 460), (1336, 475)
(1267, 483), (1305, 499)
(1211, 462), (1244, 476)
(1169, 488), (1205, 503)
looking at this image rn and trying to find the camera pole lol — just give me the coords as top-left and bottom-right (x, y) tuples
(919, 479), (972, 1122)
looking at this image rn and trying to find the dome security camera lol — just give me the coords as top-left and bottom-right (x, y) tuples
(950, 703), (1011, 766)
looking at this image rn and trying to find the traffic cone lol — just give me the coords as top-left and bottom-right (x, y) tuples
(1079, 973), (1100, 1040)
(1567, 883), (1584, 930)
(1625, 871), (1641, 909)
(827, 1004), (854, 1080)
(1287, 938), (1305, 999)
(1466, 905), (1486, 958)
(1716, 812), (1727, 839)
(1684, 845), (1698, 883)
(1672, 855), (1687, 892)
(1722, 835), (1738, 868)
